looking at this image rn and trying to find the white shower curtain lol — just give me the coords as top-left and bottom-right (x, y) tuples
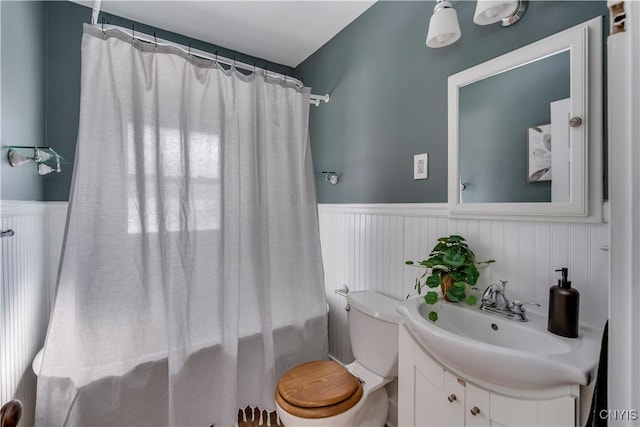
(36, 25), (327, 427)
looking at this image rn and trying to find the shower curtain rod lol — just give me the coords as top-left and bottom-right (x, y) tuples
(90, 4), (329, 107)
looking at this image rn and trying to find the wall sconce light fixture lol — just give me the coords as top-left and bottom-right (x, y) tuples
(426, 1), (461, 48)
(426, 0), (528, 48)
(474, 0), (528, 26)
(7, 146), (67, 175)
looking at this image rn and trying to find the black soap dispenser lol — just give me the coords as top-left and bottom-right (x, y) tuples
(548, 268), (580, 338)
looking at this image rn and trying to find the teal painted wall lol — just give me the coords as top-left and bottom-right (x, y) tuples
(43, 1), (295, 201)
(1, 1), (46, 200)
(296, 1), (608, 203)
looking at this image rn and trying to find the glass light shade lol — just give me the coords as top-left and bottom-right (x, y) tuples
(473, 0), (519, 25)
(426, 1), (461, 48)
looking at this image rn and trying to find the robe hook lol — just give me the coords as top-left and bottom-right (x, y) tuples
(321, 171), (340, 185)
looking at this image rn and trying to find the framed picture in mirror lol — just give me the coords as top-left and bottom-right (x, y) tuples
(527, 124), (552, 183)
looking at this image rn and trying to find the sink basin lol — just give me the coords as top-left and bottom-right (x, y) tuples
(397, 298), (602, 389)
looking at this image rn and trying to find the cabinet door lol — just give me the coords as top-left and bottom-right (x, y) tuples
(413, 347), (465, 426)
(491, 393), (538, 426)
(465, 382), (490, 427)
(490, 393), (576, 426)
(537, 396), (575, 427)
(398, 325), (416, 427)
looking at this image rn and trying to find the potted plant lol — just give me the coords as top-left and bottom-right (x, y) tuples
(405, 235), (495, 321)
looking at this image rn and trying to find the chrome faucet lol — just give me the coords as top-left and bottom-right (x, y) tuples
(480, 281), (540, 322)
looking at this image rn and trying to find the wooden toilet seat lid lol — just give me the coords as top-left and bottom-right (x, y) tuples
(276, 360), (363, 418)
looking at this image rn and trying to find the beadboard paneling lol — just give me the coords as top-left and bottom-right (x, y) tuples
(1, 202), (50, 427)
(318, 206), (609, 364)
(319, 212), (405, 363)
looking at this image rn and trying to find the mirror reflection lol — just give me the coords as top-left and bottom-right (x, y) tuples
(458, 50), (570, 203)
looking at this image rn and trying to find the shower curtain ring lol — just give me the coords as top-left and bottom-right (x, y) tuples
(101, 17), (105, 34)
(131, 24), (135, 41)
(188, 42), (192, 57)
(153, 31), (157, 48)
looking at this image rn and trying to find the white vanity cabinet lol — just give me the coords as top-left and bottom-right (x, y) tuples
(399, 324), (578, 427)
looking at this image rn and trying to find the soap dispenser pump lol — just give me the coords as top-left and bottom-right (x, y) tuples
(547, 268), (579, 338)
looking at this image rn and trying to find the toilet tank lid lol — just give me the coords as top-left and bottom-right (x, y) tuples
(347, 291), (401, 324)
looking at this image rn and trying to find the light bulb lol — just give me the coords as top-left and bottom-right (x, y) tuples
(483, 6), (501, 19)
(437, 34), (451, 44)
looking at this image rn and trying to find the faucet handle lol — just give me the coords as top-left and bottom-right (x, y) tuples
(511, 300), (540, 313)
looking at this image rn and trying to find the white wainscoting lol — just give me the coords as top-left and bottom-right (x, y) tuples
(0, 201), (50, 426)
(318, 204), (609, 365)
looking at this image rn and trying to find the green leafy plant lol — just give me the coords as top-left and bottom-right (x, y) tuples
(405, 235), (495, 321)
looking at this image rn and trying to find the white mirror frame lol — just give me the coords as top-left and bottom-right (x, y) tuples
(448, 17), (603, 222)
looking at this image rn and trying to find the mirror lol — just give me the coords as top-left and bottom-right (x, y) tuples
(448, 17), (603, 222)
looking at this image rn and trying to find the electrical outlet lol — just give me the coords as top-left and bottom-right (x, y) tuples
(414, 153), (428, 180)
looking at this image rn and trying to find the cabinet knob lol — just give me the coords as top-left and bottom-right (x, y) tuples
(470, 406), (481, 416)
(569, 116), (583, 127)
(447, 394), (457, 402)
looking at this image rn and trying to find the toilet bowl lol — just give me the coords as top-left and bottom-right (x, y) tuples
(275, 291), (400, 427)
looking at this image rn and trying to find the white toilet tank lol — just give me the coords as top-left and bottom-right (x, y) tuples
(347, 291), (401, 378)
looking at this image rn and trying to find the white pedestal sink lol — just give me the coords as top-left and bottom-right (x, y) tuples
(396, 298), (603, 390)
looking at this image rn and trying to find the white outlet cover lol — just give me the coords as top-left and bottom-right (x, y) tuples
(414, 153), (428, 180)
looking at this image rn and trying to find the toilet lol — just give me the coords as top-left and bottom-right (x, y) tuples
(275, 290), (400, 427)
